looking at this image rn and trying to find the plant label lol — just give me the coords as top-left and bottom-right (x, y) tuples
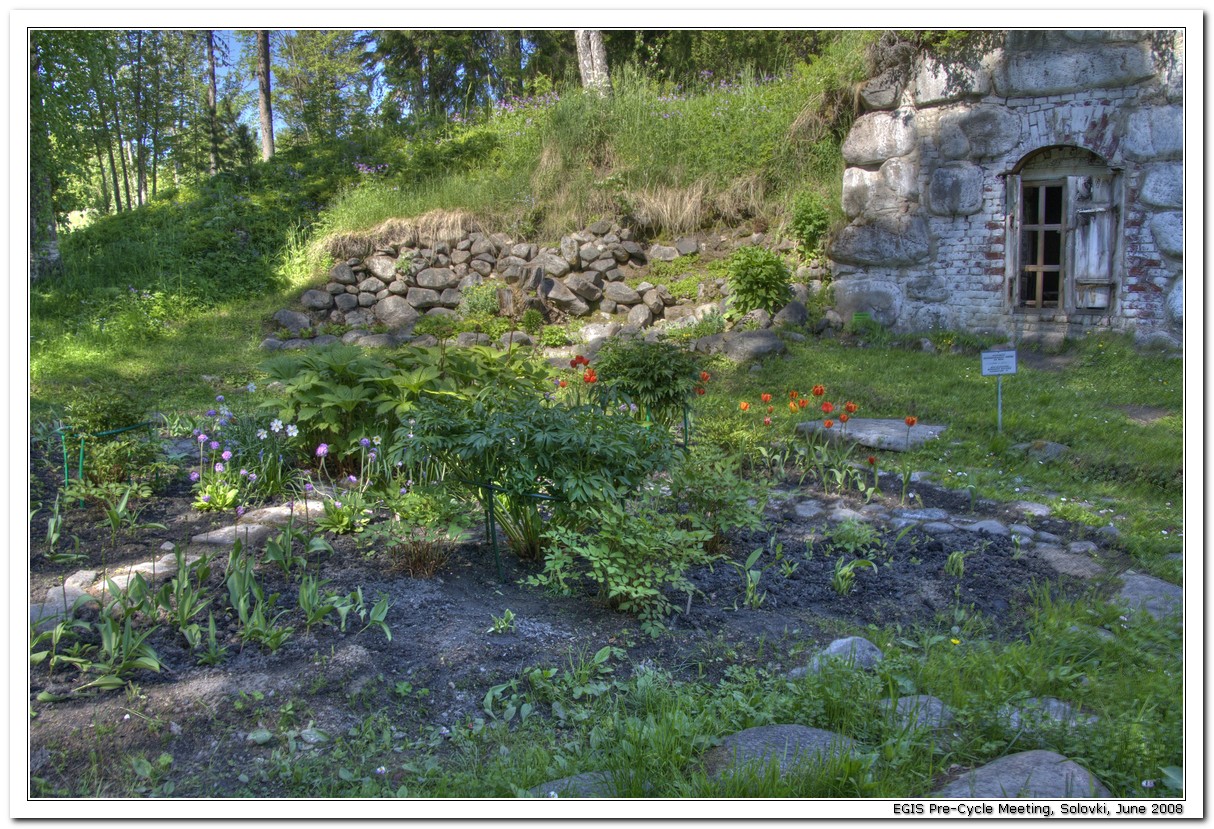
(981, 350), (1017, 376)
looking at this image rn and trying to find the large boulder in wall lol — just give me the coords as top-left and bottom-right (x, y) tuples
(830, 213), (932, 267)
(842, 110), (918, 167)
(833, 279), (904, 328)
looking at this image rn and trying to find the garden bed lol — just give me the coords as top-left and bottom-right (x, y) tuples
(27, 436), (1105, 798)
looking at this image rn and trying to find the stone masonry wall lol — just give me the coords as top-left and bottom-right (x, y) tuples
(829, 30), (1184, 347)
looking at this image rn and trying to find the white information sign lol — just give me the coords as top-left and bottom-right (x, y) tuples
(981, 350), (1018, 376)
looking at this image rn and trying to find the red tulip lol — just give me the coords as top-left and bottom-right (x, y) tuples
(583, 369), (597, 383)
(845, 401), (858, 414)
(558, 379), (567, 388)
(695, 386), (706, 396)
(761, 393), (772, 404)
(839, 413), (849, 423)
(798, 399), (808, 409)
(823, 419), (834, 429)
(905, 416), (918, 428)
(700, 371), (711, 382)
(821, 401), (835, 414)
(867, 455), (877, 465)
(767, 405), (774, 414)
(811, 385), (825, 397)
(763, 417), (772, 426)
(789, 390), (799, 400)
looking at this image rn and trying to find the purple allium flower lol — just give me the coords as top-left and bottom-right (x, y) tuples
(304, 483), (314, 492)
(209, 441), (220, 451)
(248, 473), (258, 482)
(240, 468), (248, 477)
(399, 487), (408, 495)
(189, 471), (200, 482)
(222, 450), (232, 461)
(207, 409), (217, 417)
(216, 395), (225, 402)
(214, 463), (225, 473)
(368, 451), (377, 462)
(198, 434), (208, 443)
(193, 428), (201, 437)
(236, 506), (246, 517)
(360, 437), (371, 448)
(201, 495), (211, 503)
(316, 443), (329, 457)
(348, 475), (358, 484)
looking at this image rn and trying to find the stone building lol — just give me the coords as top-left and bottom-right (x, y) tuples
(829, 30), (1185, 347)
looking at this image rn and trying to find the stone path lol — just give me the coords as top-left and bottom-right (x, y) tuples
(30, 499), (328, 630)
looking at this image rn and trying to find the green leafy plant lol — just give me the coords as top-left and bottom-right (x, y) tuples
(529, 499), (715, 636)
(197, 613), (229, 666)
(592, 338), (703, 428)
(831, 557), (876, 596)
(314, 490), (373, 535)
(731, 545), (780, 610)
(537, 325), (571, 347)
(76, 617), (163, 693)
(459, 281), (502, 318)
(487, 609), (517, 635)
(519, 308), (544, 336)
(724, 245), (791, 317)
(945, 549), (974, 579)
(788, 190), (831, 259)
(668, 445), (768, 553)
(364, 484), (469, 576)
(828, 519), (883, 558)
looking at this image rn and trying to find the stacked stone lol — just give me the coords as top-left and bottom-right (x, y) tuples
(271, 223), (743, 346)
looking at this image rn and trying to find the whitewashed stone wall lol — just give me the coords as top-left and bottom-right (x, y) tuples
(830, 30), (1185, 347)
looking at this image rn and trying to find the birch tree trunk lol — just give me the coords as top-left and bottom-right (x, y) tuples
(575, 29), (611, 95)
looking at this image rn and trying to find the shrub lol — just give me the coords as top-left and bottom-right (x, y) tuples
(663, 312), (727, 344)
(789, 191), (831, 258)
(406, 393), (675, 560)
(64, 389), (158, 484)
(529, 499), (715, 636)
(413, 314), (458, 341)
(592, 338), (703, 428)
(538, 325), (572, 347)
(520, 308), (545, 336)
(667, 445), (769, 552)
(459, 282), (501, 319)
(725, 246), (792, 316)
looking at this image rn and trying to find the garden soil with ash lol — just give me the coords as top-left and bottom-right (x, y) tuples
(26, 445), (1114, 797)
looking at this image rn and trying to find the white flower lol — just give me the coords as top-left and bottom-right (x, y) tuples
(257, 429), (268, 440)
(286, 424), (299, 438)
(375, 766), (387, 775)
(372, 435), (382, 446)
(270, 419), (283, 433)
(247, 382), (256, 393)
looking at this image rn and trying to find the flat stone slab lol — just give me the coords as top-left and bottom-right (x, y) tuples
(895, 508), (950, 522)
(796, 418), (945, 452)
(933, 750), (1110, 798)
(191, 523), (276, 547)
(528, 771), (617, 798)
(880, 695), (955, 730)
(1037, 545), (1104, 579)
(793, 500), (824, 520)
(702, 725), (859, 779)
(961, 519), (1009, 536)
(1117, 573), (1182, 621)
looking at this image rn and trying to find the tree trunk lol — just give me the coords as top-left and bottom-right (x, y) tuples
(133, 31), (146, 205)
(575, 29), (611, 95)
(150, 36), (161, 197)
(105, 61), (132, 211)
(206, 30), (219, 176)
(256, 30), (274, 160)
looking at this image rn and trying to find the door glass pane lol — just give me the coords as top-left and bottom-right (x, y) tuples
(1020, 270), (1038, 305)
(1043, 230), (1061, 265)
(1044, 185), (1063, 223)
(1024, 186), (1040, 223)
(1043, 272), (1060, 306)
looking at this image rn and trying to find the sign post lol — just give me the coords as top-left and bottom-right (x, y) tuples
(980, 350), (1018, 432)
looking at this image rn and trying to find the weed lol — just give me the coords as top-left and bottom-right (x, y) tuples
(487, 609), (518, 635)
(831, 557), (876, 596)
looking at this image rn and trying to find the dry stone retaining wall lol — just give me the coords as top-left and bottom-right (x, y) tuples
(831, 30), (1185, 348)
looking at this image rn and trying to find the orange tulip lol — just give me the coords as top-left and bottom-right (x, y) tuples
(823, 419), (834, 429)
(845, 401), (858, 414)
(761, 393), (772, 404)
(905, 416), (918, 427)
(740, 401), (750, 411)
(839, 413), (849, 423)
